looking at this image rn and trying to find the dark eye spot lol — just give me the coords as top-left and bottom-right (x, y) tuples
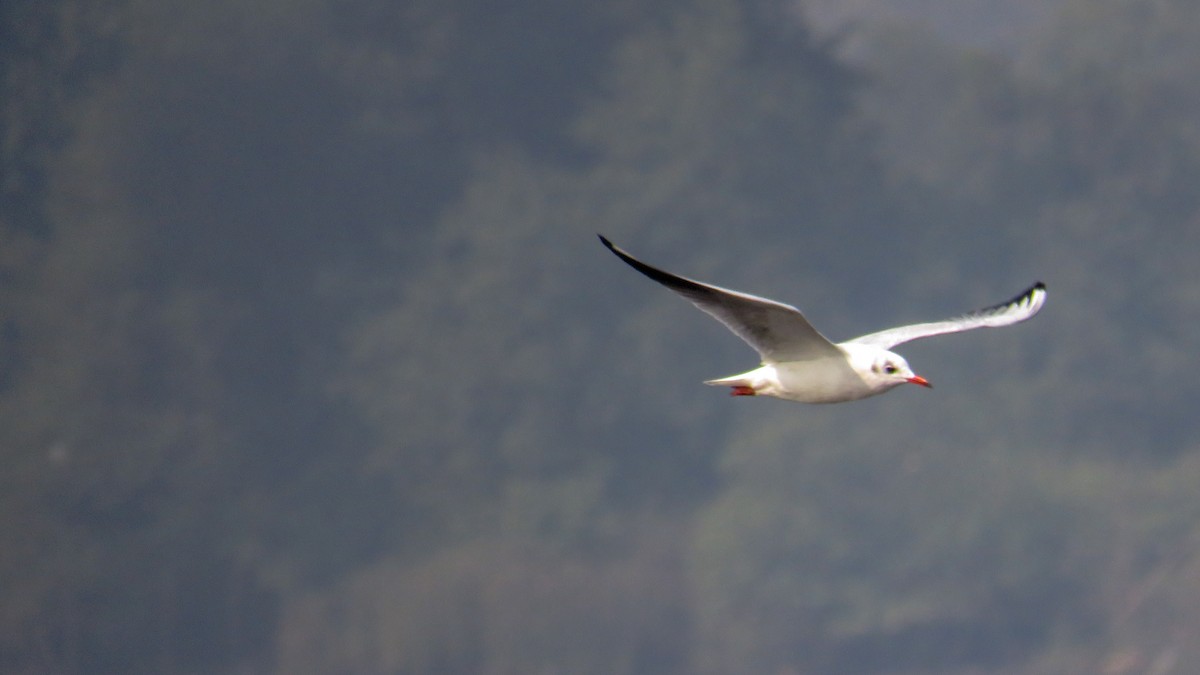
(884, 364), (898, 375)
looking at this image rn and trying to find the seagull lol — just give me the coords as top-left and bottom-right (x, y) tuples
(599, 235), (1046, 403)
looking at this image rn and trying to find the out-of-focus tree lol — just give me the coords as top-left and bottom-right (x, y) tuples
(691, 418), (1101, 674)
(305, 0), (877, 670)
(683, 0), (1200, 672)
(7, 0), (1200, 672)
(335, 0), (871, 551)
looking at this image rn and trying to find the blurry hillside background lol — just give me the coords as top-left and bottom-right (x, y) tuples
(4, 0), (1200, 673)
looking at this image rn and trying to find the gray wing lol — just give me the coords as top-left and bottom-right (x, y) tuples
(847, 282), (1047, 350)
(599, 236), (841, 363)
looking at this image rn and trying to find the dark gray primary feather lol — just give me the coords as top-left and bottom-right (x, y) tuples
(599, 235), (841, 363)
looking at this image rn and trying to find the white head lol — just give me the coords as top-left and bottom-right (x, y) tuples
(841, 343), (932, 393)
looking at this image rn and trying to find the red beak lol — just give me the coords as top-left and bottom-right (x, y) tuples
(907, 375), (932, 388)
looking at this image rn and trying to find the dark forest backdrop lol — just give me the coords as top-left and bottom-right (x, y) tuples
(4, 0), (1200, 673)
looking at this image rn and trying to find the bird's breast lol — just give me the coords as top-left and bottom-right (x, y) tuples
(770, 358), (876, 403)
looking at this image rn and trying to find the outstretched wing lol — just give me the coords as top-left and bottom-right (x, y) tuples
(847, 282), (1047, 350)
(599, 235), (841, 363)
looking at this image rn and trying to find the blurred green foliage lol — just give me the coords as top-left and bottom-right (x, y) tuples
(4, 0), (1200, 673)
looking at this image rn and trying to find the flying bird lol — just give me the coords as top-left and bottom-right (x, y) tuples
(599, 235), (1046, 403)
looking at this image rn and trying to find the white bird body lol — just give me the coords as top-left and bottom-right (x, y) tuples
(599, 235), (1047, 404)
(706, 343), (913, 403)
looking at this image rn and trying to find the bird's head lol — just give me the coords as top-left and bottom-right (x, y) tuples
(874, 351), (931, 390)
(845, 344), (932, 392)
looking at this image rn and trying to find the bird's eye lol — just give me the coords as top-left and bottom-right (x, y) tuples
(884, 364), (898, 375)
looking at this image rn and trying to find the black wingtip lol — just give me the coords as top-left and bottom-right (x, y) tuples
(596, 234), (707, 297)
(969, 280), (1048, 317)
(1012, 281), (1047, 303)
(1012, 281), (1047, 306)
(598, 234), (636, 266)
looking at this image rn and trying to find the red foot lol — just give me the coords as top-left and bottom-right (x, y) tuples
(730, 385), (756, 397)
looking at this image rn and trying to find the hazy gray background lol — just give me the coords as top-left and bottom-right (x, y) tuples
(4, 0), (1199, 673)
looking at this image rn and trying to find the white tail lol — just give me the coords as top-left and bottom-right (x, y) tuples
(703, 371), (763, 397)
(704, 374), (752, 388)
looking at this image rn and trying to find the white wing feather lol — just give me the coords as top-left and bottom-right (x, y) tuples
(847, 282), (1047, 350)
